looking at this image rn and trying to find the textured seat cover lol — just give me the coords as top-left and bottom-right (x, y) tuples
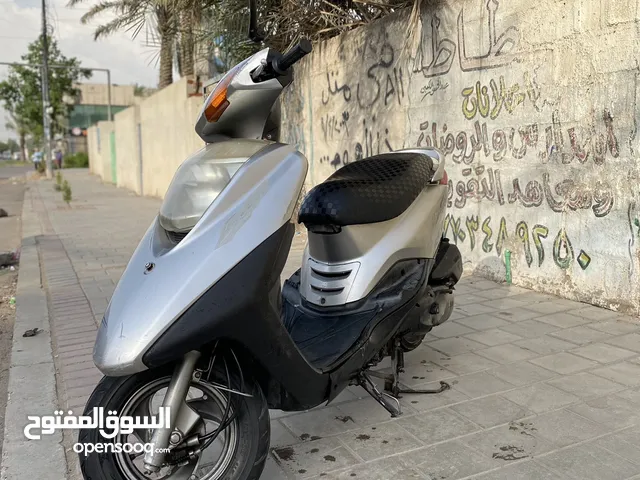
(298, 152), (435, 227)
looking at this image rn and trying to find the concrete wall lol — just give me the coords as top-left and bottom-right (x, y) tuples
(89, 77), (204, 198)
(87, 125), (99, 175)
(87, 121), (115, 182)
(95, 121), (116, 184)
(280, 0), (640, 314)
(138, 78), (204, 198)
(114, 106), (142, 195)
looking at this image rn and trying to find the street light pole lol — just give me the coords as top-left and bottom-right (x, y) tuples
(41, 0), (53, 178)
(106, 69), (111, 121)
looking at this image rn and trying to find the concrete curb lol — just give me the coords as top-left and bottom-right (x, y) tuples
(0, 184), (68, 480)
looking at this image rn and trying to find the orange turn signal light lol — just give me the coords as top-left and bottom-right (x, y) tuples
(204, 66), (239, 122)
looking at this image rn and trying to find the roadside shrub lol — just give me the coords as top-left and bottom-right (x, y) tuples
(63, 152), (89, 169)
(62, 180), (72, 205)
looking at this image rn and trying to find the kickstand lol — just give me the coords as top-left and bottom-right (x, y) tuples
(367, 339), (451, 399)
(358, 372), (402, 417)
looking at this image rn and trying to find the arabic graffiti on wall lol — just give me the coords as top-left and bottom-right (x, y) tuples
(415, 110), (620, 166)
(461, 72), (541, 120)
(421, 78), (450, 100)
(447, 166), (614, 217)
(320, 28), (406, 110)
(412, 0), (524, 79)
(320, 112), (350, 142)
(319, 115), (397, 169)
(444, 214), (593, 270)
(302, 0), (634, 284)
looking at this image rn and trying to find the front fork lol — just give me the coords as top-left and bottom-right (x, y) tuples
(143, 351), (201, 473)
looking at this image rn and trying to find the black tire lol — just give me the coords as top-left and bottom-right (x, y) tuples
(78, 365), (270, 480)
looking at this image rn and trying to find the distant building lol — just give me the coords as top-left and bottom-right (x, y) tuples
(64, 83), (138, 154)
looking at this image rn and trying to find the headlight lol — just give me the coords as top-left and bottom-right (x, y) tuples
(159, 140), (269, 232)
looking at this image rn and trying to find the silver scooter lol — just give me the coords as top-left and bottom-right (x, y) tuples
(79, 6), (462, 480)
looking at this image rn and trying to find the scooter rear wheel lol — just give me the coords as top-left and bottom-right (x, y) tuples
(78, 364), (269, 480)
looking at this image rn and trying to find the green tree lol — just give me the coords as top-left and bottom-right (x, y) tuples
(0, 36), (91, 143)
(6, 138), (19, 153)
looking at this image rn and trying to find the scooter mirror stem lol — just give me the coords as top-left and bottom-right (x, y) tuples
(249, 0), (265, 43)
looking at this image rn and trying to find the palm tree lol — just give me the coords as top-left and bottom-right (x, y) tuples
(155, 4), (176, 87)
(70, 0), (427, 86)
(68, 0), (177, 88)
(157, 0), (205, 77)
(178, 11), (195, 76)
(190, 0), (418, 74)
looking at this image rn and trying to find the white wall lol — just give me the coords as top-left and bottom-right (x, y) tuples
(89, 77), (205, 198)
(91, 121), (115, 183)
(114, 105), (142, 194)
(138, 77), (204, 198)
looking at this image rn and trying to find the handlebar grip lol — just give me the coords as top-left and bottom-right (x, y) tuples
(276, 39), (312, 72)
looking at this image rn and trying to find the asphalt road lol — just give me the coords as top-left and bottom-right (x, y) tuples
(0, 163), (32, 180)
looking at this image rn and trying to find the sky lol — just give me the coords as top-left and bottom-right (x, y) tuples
(0, 0), (160, 141)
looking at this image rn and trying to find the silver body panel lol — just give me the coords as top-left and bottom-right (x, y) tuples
(94, 142), (308, 375)
(299, 148), (447, 307)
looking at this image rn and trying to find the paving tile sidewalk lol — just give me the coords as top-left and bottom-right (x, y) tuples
(27, 170), (640, 479)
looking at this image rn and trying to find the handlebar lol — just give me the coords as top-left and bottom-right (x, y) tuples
(275, 39), (312, 72)
(250, 39), (313, 82)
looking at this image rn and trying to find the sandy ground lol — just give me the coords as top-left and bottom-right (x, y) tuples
(0, 270), (17, 453)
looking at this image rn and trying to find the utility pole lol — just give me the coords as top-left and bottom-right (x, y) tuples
(41, 0), (53, 179)
(106, 69), (111, 121)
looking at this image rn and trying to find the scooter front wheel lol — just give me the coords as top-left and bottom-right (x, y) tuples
(78, 364), (270, 480)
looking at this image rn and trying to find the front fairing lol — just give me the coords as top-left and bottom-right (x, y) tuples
(195, 48), (289, 143)
(93, 142), (308, 375)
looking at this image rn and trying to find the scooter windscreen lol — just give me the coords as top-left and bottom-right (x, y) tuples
(159, 139), (271, 232)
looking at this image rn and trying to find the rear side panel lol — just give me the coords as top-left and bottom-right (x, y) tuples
(300, 184), (448, 306)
